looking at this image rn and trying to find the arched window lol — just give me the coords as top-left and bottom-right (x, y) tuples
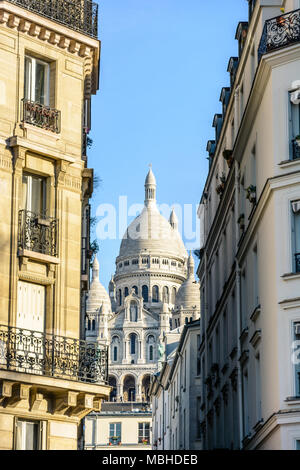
(113, 346), (118, 361)
(87, 319), (91, 330)
(132, 286), (138, 295)
(130, 333), (137, 355)
(163, 286), (169, 303)
(92, 319), (96, 331)
(124, 287), (129, 297)
(142, 285), (149, 302)
(152, 285), (159, 303)
(171, 287), (176, 304)
(147, 335), (155, 362)
(111, 336), (120, 362)
(130, 301), (138, 322)
(118, 289), (122, 306)
(185, 317), (188, 325)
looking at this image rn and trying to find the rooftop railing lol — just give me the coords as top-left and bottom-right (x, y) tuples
(5, 0), (98, 38)
(0, 324), (108, 384)
(258, 9), (300, 61)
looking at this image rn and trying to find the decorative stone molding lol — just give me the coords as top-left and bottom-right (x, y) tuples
(0, 6), (96, 61)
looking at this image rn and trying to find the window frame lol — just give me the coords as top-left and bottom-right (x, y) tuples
(24, 55), (50, 106)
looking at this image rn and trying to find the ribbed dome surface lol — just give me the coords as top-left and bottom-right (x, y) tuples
(174, 278), (200, 309)
(174, 253), (200, 309)
(119, 205), (187, 259)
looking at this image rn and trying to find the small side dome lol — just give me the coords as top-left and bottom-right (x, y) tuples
(86, 257), (112, 316)
(174, 253), (200, 310)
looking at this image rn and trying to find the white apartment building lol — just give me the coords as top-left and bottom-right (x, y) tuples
(150, 320), (201, 451)
(197, 0), (300, 450)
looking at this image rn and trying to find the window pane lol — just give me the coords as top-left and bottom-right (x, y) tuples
(16, 420), (39, 450)
(24, 57), (32, 101)
(35, 62), (47, 105)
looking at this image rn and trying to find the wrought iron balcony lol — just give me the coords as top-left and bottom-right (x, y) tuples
(22, 99), (61, 134)
(18, 210), (58, 257)
(295, 253), (300, 273)
(258, 9), (300, 61)
(292, 140), (300, 160)
(0, 324), (108, 384)
(6, 0), (98, 38)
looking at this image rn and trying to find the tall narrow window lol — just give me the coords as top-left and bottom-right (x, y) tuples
(288, 91), (300, 160)
(130, 333), (137, 355)
(109, 423), (121, 445)
(163, 286), (169, 303)
(24, 56), (50, 105)
(152, 285), (159, 303)
(142, 285), (148, 302)
(292, 202), (300, 273)
(124, 287), (129, 297)
(138, 423), (150, 444)
(294, 322), (300, 396)
(22, 173), (47, 216)
(16, 420), (40, 450)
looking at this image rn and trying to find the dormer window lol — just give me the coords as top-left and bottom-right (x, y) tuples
(227, 57), (239, 89)
(235, 22), (249, 58)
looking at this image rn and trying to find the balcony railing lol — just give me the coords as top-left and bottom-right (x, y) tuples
(258, 9), (300, 61)
(0, 324), (108, 384)
(295, 253), (300, 273)
(18, 210), (58, 257)
(292, 140), (300, 160)
(6, 0), (98, 38)
(22, 99), (61, 134)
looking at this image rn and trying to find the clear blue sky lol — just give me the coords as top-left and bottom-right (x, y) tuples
(88, 0), (248, 289)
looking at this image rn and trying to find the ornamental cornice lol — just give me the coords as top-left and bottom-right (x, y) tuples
(0, 2), (97, 60)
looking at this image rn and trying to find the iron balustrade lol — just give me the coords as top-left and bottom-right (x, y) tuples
(0, 324), (108, 384)
(293, 140), (300, 160)
(22, 99), (61, 134)
(5, 0), (98, 38)
(18, 209), (58, 257)
(258, 9), (300, 61)
(295, 253), (300, 273)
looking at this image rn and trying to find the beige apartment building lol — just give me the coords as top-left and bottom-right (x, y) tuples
(0, 0), (110, 450)
(197, 0), (300, 450)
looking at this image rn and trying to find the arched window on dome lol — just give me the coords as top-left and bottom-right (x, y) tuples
(130, 333), (137, 355)
(124, 287), (129, 297)
(142, 285), (149, 302)
(132, 286), (138, 295)
(163, 286), (169, 303)
(171, 287), (176, 304)
(152, 285), (159, 303)
(118, 289), (122, 306)
(130, 301), (138, 322)
(92, 319), (96, 331)
(87, 319), (91, 330)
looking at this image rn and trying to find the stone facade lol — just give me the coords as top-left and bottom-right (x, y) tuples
(0, 0), (110, 450)
(197, 0), (300, 450)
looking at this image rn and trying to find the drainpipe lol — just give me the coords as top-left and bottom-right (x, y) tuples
(234, 160), (244, 449)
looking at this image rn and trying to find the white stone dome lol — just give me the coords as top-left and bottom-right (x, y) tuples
(119, 204), (187, 259)
(86, 257), (112, 315)
(118, 168), (187, 260)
